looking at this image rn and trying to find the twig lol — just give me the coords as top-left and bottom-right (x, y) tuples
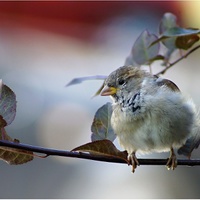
(156, 44), (200, 76)
(0, 140), (200, 167)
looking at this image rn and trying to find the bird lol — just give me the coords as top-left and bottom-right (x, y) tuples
(100, 65), (200, 172)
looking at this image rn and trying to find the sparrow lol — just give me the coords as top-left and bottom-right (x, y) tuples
(100, 65), (200, 172)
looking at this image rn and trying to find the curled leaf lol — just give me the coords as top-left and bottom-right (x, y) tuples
(91, 102), (116, 142)
(66, 75), (107, 87)
(72, 139), (128, 163)
(147, 55), (165, 65)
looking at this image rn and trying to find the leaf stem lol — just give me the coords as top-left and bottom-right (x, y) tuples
(156, 44), (200, 76)
(0, 140), (200, 166)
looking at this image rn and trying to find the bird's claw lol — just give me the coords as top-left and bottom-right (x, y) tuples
(128, 152), (140, 173)
(166, 148), (177, 170)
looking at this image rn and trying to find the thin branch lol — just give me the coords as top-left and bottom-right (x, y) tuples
(0, 140), (200, 167)
(156, 44), (200, 76)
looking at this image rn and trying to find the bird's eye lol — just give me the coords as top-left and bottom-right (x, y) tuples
(118, 78), (125, 86)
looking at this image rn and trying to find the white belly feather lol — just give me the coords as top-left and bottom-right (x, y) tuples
(111, 92), (195, 155)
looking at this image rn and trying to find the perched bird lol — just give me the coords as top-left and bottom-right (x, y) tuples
(100, 65), (200, 172)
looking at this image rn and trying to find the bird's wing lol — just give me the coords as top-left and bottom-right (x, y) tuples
(178, 135), (200, 158)
(154, 76), (200, 158)
(154, 76), (180, 92)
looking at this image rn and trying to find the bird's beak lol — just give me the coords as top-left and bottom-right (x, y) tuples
(100, 85), (117, 96)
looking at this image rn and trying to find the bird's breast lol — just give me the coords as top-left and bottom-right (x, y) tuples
(110, 98), (192, 154)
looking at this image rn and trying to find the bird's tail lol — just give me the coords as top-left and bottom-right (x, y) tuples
(178, 109), (200, 158)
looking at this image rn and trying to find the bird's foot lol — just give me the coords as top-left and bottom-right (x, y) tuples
(128, 152), (140, 173)
(166, 148), (177, 170)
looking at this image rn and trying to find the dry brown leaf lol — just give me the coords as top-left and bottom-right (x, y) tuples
(72, 139), (128, 163)
(0, 116), (7, 128)
(0, 128), (34, 165)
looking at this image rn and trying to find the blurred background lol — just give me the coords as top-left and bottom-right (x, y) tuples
(0, 1), (200, 198)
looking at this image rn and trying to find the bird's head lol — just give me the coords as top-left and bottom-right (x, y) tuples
(100, 66), (148, 101)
